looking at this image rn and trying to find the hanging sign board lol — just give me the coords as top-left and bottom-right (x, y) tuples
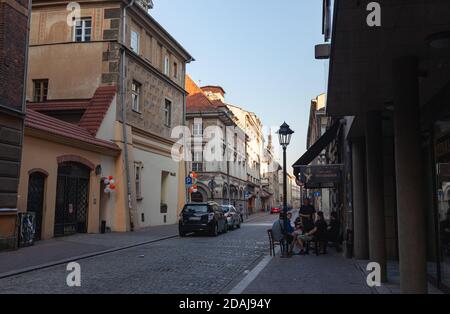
(297, 164), (343, 189)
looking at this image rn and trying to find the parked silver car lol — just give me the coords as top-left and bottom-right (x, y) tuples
(221, 205), (241, 230)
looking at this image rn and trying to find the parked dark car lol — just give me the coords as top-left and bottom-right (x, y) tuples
(179, 202), (227, 237)
(221, 205), (241, 230)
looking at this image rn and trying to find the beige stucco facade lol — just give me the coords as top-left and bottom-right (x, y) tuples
(22, 0), (192, 236)
(185, 115), (248, 209)
(17, 133), (116, 240)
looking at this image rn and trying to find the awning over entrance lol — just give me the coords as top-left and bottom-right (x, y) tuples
(292, 120), (341, 177)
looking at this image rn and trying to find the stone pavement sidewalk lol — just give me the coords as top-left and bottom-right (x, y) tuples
(0, 211), (269, 279)
(0, 223), (179, 278)
(235, 251), (443, 294)
(241, 251), (375, 294)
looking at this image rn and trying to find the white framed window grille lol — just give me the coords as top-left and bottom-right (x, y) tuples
(132, 81), (141, 112)
(74, 18), (92, 42)
(131, 30), (140, 53)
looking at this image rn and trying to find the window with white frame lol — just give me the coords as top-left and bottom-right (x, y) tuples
(164, 55), (170, 75)
(131, 30), (140, 53)
(74, 18), (92, 42)
(164, 99), (172, 127)
(132, 81), (141, 112)
(192, 151), (203, 172)
(193, 122), (203, 137)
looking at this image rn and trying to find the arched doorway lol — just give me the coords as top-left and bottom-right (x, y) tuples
(190, 185), (209, 203)
(191, 191), (204, 203)
(27, 172), (46, 241)
(223, 185), (229, 204)
(54, 162), (91, 237)
(230, 185), (238, 206)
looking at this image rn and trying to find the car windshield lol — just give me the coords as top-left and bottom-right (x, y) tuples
(184, 205), (209, 214)
(221, 206), (230, 213)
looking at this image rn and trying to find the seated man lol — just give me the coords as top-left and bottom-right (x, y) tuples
(271, 212), (295, 256)
(271, 214), (285, 243)
(299, 211), (328, 254)
(299, 198), (316, 234)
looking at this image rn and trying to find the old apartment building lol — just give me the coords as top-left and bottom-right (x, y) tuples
(185, 76), (248, 211)
(20, 0), (193, 238)
(185, 76), (278, 215)
(0, 0), (30, 249)
(226, 104), (264, 214)
(306, 93), (333, 217)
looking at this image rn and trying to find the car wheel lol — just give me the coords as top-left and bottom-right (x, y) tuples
(179, 229), (187, 237)
(210, 223), (219, 237)
(223, 222), (228, 233)
(237, 222), (241, 229)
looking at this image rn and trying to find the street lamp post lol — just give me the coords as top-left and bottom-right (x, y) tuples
(278, 122), (294, 257)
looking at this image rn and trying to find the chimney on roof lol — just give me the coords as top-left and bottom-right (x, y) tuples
(201, 86), (226, 102)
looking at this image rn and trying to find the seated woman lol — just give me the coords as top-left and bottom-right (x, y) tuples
(292, 221), (307, 255)
(299, 211), (328, 254)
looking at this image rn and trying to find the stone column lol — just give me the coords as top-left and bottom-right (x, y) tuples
(393, 56), (427, 294)
(365, 110), (387, 282)
(352, 138), (369, 260)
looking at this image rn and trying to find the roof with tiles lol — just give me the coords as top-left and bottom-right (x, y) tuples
(27, 100), (90, 112)
(25, 108), (120, 152)
(186, 76), (220, 113)
(186, 92), (219, 113)
(79, 86), (117, 136)
(27, 86), (117, 136)
(185, 75), (204, 96)
(201, 85), (226, 96)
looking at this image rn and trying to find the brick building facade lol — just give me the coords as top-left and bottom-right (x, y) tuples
(0, 0), (30, 209)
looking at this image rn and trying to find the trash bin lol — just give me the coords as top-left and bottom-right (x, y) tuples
(18, 212), (36, 248)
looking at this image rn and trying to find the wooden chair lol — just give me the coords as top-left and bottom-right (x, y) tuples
(306, 238), (326, 256)
(267, 229), (285, 256)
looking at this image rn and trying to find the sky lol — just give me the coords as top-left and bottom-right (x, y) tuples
(151, 0), (329, 173)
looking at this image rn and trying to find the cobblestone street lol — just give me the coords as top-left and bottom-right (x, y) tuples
(0, 212), (397, 294)
(0, 214), (274, 294)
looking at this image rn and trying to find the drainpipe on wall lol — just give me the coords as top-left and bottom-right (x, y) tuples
(182, 74), (189, 204)
(120, 0), (135, 231)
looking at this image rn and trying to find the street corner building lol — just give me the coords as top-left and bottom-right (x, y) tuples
(12, 0), (194, 241)
(185, 76), (248, 210)
(184, 76), (282, 214)
(293, 0), (450, 294)
(0, 0), (30, 250)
